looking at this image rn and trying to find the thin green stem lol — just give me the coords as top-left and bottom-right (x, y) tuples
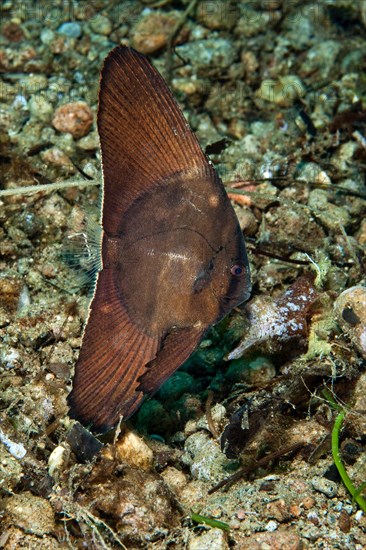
(331, 412), (366, 512)
(191, 512), (230, 531)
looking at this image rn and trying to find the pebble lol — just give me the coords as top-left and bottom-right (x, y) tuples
(90, 15), (112, 36)
(1, 348), (20, 369)
(308, 189), (351, 231)
(4, 491), (55, 535)
(112, 431), (154, 471)
(57, 22), (82, 39)
(238, 530), (302, 549)
(311, 476), (338, 498)
(0, 449), (23, 492)
(0, 278), (22, 311)
(176, 38), (236, 73)
(295, 162), (331, 185)
(41, 147), (74, 169)
(182, 432), (236, 483)
(76, 132), (99, 151)
(40, 28), (55, 45)
(188, 527), (229, 550)
(257, 75), (305, 106)
(52, 101), (93, 139)
(15, 210), (43, 237)
(266, 520), (278, 532)
(236, 208), (258, 237)
(266, 499), (291, 522)
(332, 141), (359, 171)
(302, 40), (341, 78)
(235, 6), (268, 38)
(302, 496), (315, 509)
(160, 466), (187, 495)
(28, 95), (53, 122)
(197, 0), (238, 30)
(132, 11), (185, 54)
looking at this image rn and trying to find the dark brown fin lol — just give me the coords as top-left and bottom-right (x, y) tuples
(137, 326), (204, 394)
(98, 45), (213, 234)
(68, 268), (158, 432)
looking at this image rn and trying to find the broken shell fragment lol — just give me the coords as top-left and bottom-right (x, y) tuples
(48, 445), (68, 477)
(334, 286), (366, 359)
(228, 276), (318, 360)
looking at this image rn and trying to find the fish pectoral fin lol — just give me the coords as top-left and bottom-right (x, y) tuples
(137, 326), (205, 395)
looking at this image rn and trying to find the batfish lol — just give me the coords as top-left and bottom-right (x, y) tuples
(68, 46), (251, 432)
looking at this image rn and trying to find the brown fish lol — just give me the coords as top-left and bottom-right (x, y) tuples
(68, 46), (251, 432)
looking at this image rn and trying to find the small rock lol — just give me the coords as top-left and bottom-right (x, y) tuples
(78, 459), (180, 546)
(332, 141), (359, 171)
(90, 14), (112, 36)
(0, 448), (23, 492)
(76, 131), (99, 151)
(311, 476), (338, 498)
(257, 75), (305, 106)
(57, 22), (82, 38)
(241, 530), (303, 549)
(177, 38), (236, 74)
(28, 95), (53, 122)
(197, 0), (238, 30)
(235, 7), (269, 38)
(338, 509), (351, 533)
(20, 73), (48, 94)
(302, 496), (315, 509)
(40, 28), (55, 45)
(0, 278), (22, 311)
(266, 499), (291, 522)
(301, 40), (341, 78)
(160, 466), (187, 496)
(197, 403), (226, 432)
(16, 285), (31, 314)
(308, 511), (320, 525)
(308, 189), (351, 231)
(182, 432), (236, 483)
(41, 147), (74, 169)
(52, 101), (93, 139)
(113, 430), (154, 471)
(188, 527), (229, 550)
(2, 21), (24, 42)
(356, 219), (366, 247)
(266, 520), (278, 531)
(4, 491), (55, 535)
(132, 11), (187, 54)
(15, 211), (43, 238)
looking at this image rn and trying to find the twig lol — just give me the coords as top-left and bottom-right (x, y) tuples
(208, 441), (304, 494)
(0, 178), (99, 197)
(205, 390), (219, 439)
(165, 0), (199, 84)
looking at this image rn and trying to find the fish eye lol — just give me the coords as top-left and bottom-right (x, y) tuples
(231, 264), (244, 277)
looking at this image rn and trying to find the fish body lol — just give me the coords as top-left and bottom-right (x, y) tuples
(68, 46), (251, 432)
